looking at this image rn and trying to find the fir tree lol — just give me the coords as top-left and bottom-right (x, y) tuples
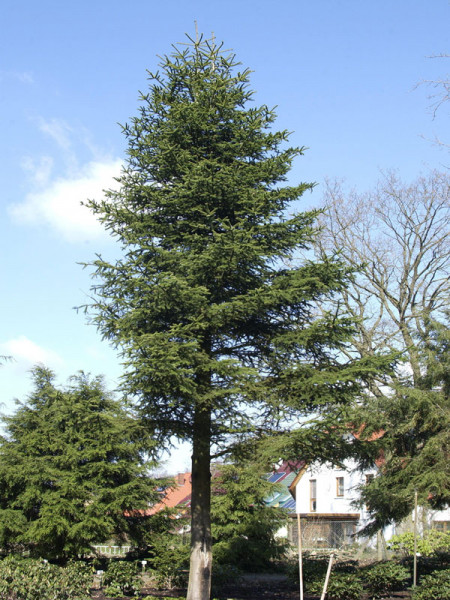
(211, 463), (288, 571)
(357, 313), (450, 533)
(0, 366), (158, 559)
(86, 35), (387, 600)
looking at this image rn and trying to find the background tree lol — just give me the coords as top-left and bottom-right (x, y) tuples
(316, 170), (449, 395)
(417, 53), (449, 150)
(86, 35), (388, 600)
(0, 366), (158, 559)
(357, 313), (450, 532)
(314, 171), (450, 529)
(210, 463), (288, 571)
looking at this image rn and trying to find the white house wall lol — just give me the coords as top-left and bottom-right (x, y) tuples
(295, 460), (375, 518)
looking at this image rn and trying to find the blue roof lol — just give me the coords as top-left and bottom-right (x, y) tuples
(264, 466), (297, 511)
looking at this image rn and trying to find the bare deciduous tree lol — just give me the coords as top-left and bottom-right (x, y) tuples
(314, 170), (450, 529)
(417, 53), (449, 150)
(316, 170), (450, 393)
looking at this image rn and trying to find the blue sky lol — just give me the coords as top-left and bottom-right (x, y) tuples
(1, 0), (448, 470)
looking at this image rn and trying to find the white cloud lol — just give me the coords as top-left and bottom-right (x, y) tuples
(15, 71), (34, 84)
(21, 155), (54, 187)
(0, 336), (64, 369)
(0, 70), (34, 84)
(36, 117), (73, 152)
(9, 158), (122, 242)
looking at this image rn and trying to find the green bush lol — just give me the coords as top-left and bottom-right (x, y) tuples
(103, 560), (141, 597)
(413, 569), (450, 600)
(287, 555), (329, 587)
(334, 559), (359, 574)
(365, 561), (410, 598)
(388, 530), (450, 557)
(141, 597), (184, 600)
(288, 555), (359, 592)
(401, 552), (450, 579)
(309, 572), (363, 600)
(0, 556), (91, 600)
(147, 536), (190, 589)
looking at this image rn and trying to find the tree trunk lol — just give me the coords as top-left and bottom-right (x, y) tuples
(186, 404), (212, 600)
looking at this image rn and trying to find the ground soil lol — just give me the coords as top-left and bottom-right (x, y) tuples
(91, 573), (413, 600)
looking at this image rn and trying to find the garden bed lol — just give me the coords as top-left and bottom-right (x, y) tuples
(91, 572), (413, 600)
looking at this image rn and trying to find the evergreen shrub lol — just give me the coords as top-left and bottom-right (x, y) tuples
(0, 556), (91, 600)
(365, 561), (410, 598)
(287, 555), (329, 586)
(103, 560), (141, 597)
(388, 530), (450, 557)
(412, 569), (450, 600)
(308, 572), (363, 600)
(147, 537), (190, 589)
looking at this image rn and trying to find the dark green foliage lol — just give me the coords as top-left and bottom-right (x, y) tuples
(85, 34), (384, 478)
(413, 569), (450, 600)
(211, 463), (288, 571)
(400, 553), (450, 581)
(309, 572), (363, 600)
(334, 559), (359, 574)
(288, 556), (358, 591)
(147, 533), (190, 589)
(0, 556), (91, 600)
(0, 366), (159, 559)
(364, 561), (410, 598)
(357, 314), (450, 533)
(85, 34), (390, 597)
(103, 560), (141, 597)
(287, 555), (327, 591)
(142, 597), (185, 600)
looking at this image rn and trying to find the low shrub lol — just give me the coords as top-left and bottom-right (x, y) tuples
(103, 560), (141, 597)
(287, 555), (329, 587)
(401, 552), (450, 579)
(412, 568), (450, 600)
(388, 529), (450, 557)
(148, 539), (190, 589)
(365, 561), (410, 598)
(308, 572), (363, 600)
(0, 556), (91, 600)
(141, 597), (184, 600)
(334, 559), (359, 574)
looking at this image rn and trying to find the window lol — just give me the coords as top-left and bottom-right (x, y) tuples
(336, 476), (344, 497)
(310, 479), (317, 512)
(365, 473), (375, 484)
(433, 521), (450, 532)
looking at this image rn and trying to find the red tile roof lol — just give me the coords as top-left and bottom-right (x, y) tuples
(137, 472), (192, 517)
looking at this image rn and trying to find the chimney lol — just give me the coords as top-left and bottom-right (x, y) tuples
(177, 473), (185, 486)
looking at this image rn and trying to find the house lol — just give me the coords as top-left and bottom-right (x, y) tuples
(144, 471), (192, 516)
(288, 459), (395, 549)
(151, 464), (450, 551)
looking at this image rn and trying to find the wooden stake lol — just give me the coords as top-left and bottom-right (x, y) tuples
(297, 514), (304, 600)
(320, 553), (334, 600)
(413, 489), (418, 588)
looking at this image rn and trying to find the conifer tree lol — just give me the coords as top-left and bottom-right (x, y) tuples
(87, 35), (386, 600)
(210, 463), (288, 571)
(357, 313), (450, 533)
(0, 366), (158, 559)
